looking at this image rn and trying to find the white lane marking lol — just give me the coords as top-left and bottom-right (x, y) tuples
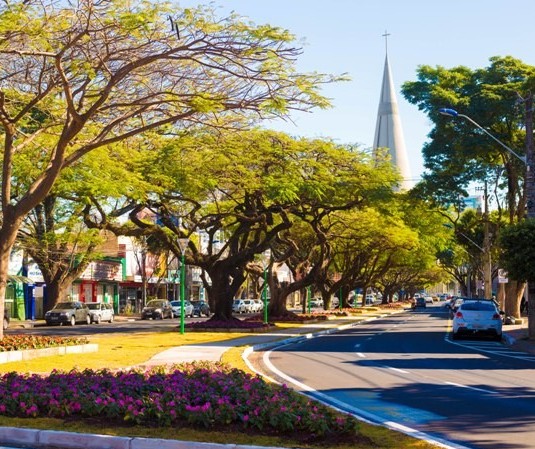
(386, 366), (410, 374)
(356, 352), (366, 358)
(257, 348), (469, 449)
(444, 381), (498, 395)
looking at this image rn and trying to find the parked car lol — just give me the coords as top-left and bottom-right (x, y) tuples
(251, 298), (264, 313)
(452, 299), (503, 340)
(192, 300), (211, 317)
(310, 297), (323, 308)
(424, 296), (434, 304)
(45, 301), (91, 326)
(3, 311), (9, 330)
(86, 302), (114, 324)
(232, 299), (249, 314)
(169, 300), (194, 318)
(241, 299), (255, 313)
(141, 299), (173, 320)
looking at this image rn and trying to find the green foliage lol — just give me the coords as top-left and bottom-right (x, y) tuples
(402, 56), (534, 214)
(499, 219), (535, 282)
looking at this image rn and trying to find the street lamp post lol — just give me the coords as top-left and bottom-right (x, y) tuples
(261, 249), (271, 325)
(475, 180), (493, 299)
(440, 106), (535, 335)
(177, 238), (189, 335)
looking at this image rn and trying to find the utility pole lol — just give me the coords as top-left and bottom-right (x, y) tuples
(482, 180), (493, 299)
(525, 94), (535, 339)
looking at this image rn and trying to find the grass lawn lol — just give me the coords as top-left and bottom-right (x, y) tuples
(0, 314), (439, 449)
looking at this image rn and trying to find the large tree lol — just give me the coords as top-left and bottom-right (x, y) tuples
(85, 130), (397, 321)
(402, 56), (535, 319)
(0, 0), (337, 336)
(402, 56), (534, 218)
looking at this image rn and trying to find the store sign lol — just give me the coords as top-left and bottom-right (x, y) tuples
(80, 261), (122, 281)
(498, 269), (509, 284)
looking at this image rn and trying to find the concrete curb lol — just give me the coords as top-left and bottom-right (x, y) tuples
(0, 427), (290, 449)
(0, 343), (98, 364)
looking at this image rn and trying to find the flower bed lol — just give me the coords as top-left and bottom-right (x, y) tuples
(0, 335), (96, 364)
(0, 362), (361, 443)
(0, 335), (89, 352)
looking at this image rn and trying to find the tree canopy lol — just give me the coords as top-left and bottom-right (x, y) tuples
(0, 0), (339, 337)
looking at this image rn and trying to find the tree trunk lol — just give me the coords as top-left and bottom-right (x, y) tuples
(206, 263), (245, 322)
(43, 280), (72, 311)
(0, 221), (23, 339)
(504, 280), (524, 318)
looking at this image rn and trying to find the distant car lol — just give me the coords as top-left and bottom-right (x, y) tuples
(141, 299), (173, 320)
(86, 302), (114, 324)
(309, 298), (323, 308)
(3, 312), (9, 330)
(169, 300), (193, 318)
(424, 296), (434, 304)
(241, 299), (255, 313)
(413, 297), (426, 309)
(452, 299), (503, 340)
(191, 300), (211, 317)
(365, 295), (375, 305)
(251, 298), (264, 313)
(233, 299), (249, 314)
(45, 301), (91, 326)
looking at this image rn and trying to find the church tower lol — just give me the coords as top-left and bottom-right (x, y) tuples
(373, 33), (412, 190)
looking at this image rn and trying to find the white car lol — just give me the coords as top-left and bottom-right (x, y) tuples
(87, 302), (114, 324)
(251, 298), (264, 313)
(170, 300), (194, 318)
(452, 299), (503, 340)
(232, 299), (247, 314)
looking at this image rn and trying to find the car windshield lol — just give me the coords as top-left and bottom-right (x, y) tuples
(86, 303), (101, 310)
(170, 301), (180, 307)
(147, 301), (165, 307)
(54, 302), (75, 309)
(461, 302), (497, 311)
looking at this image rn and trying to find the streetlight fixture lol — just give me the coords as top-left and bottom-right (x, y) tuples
(177, 237), (189, 335)
(439, 108), (527, 164)
(261, 249), (271, 325)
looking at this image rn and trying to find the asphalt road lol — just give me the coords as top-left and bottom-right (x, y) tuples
(4, 315), (210, 337)
(248, 304), (535, 449)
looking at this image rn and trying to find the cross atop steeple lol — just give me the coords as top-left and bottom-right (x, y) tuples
(382, 30), (391, 54)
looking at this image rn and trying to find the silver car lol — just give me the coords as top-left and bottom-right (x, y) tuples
(45, 301), (91, 326)
(170, 300), (193, 318)
(87, 302), (114, 324)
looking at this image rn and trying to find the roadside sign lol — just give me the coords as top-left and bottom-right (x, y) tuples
(498, 269), (508, 283)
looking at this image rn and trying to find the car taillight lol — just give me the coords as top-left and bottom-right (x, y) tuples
(492, 313), (501, 320)
(455, 311), (463, 318)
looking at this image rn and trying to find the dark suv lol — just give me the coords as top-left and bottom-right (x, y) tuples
(413, 297), (426, 309)
(192, 301), (211, 317)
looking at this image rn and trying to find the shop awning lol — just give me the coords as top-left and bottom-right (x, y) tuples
(8, 275), (34, 284)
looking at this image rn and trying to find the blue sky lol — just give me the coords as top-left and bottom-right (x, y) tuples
(180, 0), (535, 183)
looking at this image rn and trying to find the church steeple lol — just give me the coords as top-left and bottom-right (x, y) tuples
(373, 32), (412, 191)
